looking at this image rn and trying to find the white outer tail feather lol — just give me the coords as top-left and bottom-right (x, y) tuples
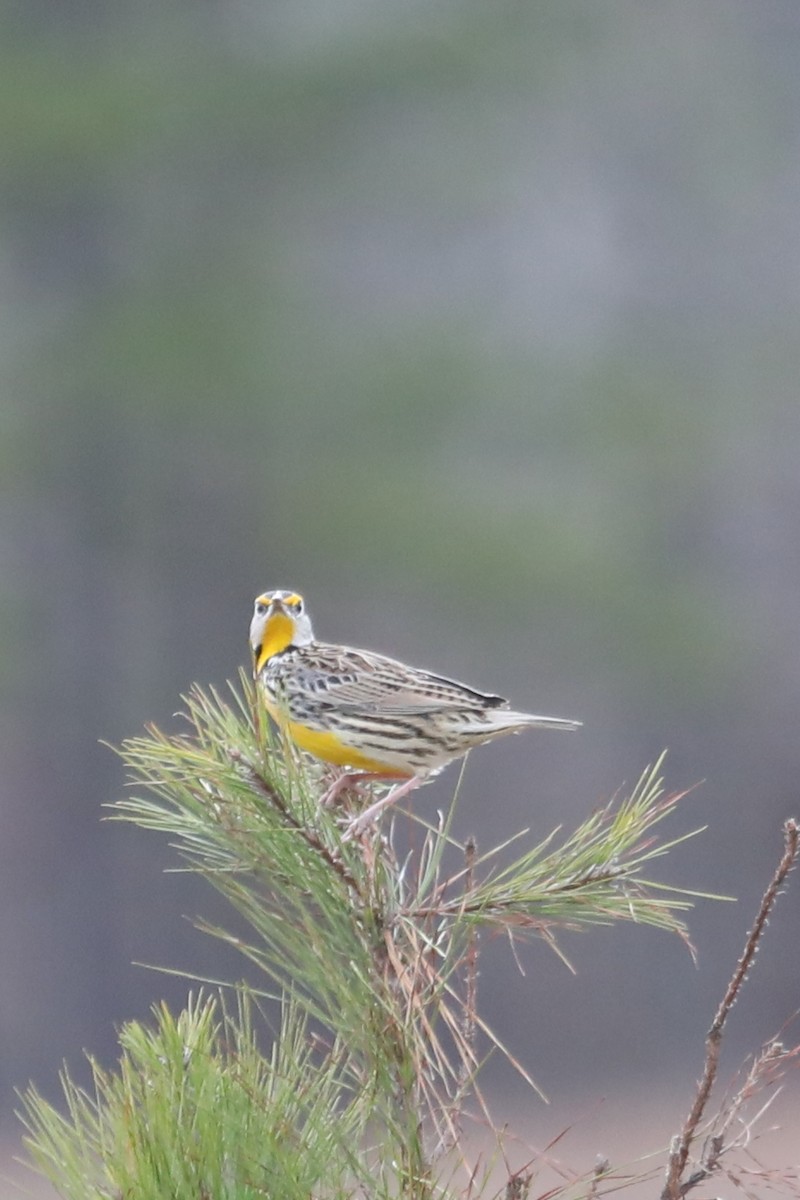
(491, 711), (582, 733)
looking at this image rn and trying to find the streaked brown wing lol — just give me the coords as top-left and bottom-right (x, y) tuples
(292, 643), (507, 713)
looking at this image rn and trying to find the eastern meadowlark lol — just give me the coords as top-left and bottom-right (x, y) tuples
(250, 589), (580, 835)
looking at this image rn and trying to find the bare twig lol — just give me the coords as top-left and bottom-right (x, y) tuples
(662, 818), (800, 1200)
(588, 1156), (610, 1200)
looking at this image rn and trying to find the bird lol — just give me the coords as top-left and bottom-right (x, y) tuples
(249, 588), (581, 836)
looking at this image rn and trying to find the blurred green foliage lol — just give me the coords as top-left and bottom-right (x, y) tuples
(2, 0), (799, 1158)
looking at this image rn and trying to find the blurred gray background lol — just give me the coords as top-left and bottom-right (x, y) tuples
(2, 0), (800, 1189)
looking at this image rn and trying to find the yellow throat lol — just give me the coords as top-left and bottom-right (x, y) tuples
(255, 611), (295, 673)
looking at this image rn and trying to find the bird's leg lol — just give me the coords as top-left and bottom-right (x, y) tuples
(343, 775), (423, 840)
(320, 769), (407, 808)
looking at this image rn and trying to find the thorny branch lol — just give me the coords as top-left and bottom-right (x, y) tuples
(661, 818), (800, 1200)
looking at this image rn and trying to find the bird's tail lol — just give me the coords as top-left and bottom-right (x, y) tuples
(497, 711), (582, 733)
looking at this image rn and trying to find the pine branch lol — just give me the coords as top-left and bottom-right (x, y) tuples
(21, 992), (373, 1200)
(20, 675), (714, 1199)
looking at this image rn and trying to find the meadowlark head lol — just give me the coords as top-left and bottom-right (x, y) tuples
(250, 589), (314, 674)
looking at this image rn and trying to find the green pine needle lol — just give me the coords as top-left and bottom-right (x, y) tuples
(20, 677), (713, 1199)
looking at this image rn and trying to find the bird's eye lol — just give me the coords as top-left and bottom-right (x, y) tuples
(255, 601), (268, 615)
(290, 598), (303, 613)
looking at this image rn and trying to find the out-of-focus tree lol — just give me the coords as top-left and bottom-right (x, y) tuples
(1, 2), (799, 1172)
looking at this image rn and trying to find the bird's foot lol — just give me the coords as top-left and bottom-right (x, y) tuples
(342, 775), (422, 842)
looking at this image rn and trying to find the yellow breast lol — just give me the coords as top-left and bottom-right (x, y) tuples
(262, 694), (411, 775)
